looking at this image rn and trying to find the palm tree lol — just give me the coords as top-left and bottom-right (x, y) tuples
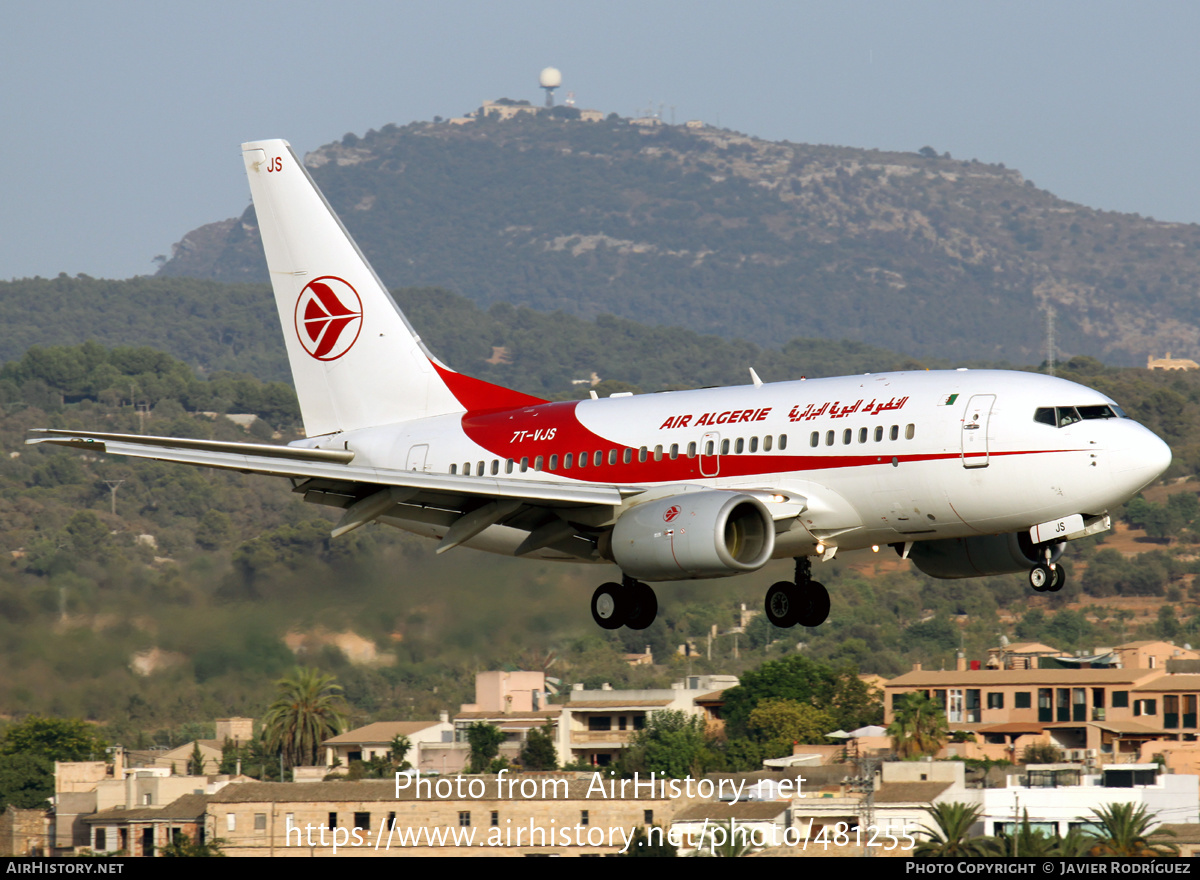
(1085, 803), (1179, 857)
(981, 810), (1060, 857)
(262, 667), (347, 770)
(914, 802), (990, 857)
(888, 691), (949, 758)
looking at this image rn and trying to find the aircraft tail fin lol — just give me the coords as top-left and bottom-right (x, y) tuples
(241, 139), (541, 437)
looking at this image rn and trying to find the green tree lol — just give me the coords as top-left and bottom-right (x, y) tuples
(389, 735), (412, 771)
(466, 723), (506, 774)
(746, 699), (835, 757)
(619, 824), (677, 857)
(262, 668), (347, 770)
(887, 692), (948, 759)
(1085, 803), (1179, 857)
(0, 716), (108, 762)
(695, 818), (755, 857)
(914, 802), (989, 857)
(518, 723), (558, 771)
(621, 710), (708, 779)
(187, 742), (204, 776)
(160, 833), (226, 857)
(0, 754), (54, 810)
(983, 810), (1060, 857)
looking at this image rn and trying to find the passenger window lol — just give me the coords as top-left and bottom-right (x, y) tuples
(491, 460), (499, 475)
(905, 424), (915, 440)
(874, 426), (883, 442)
(610, 449), (619, 465)
(763, 435), (772, 452)
(638, 446), (648, 463)
(535, 456), (544, 471)
(687, 442), (697, 458)
(810, 432), (819, 448)
(563, 453), (573, 469)
(463, 462), (470, 474)
(653, 445), (663, 461)
(520, 457), (529, 472)
(825, 430), (834, 446)
(735, 438), (744, 454)
(577, 452), (586, 469)
(477, 461), (485, 476)
(595, 451), (603, 466)
(858, 427), (867, 443)
(890, 425), (899, 441)
(506, 459), (514, 474)
(749, 437), (758, 453)
(450, 464), (457, 475)
(779, 434), (787, 450)
(548, 455), (558, 471)
(623, 449), (633, 464)
(669, 444), (679, 460)
(721, 439), (730, 455)
(704, 440), (714, 456)
(842, 429), (852, 445)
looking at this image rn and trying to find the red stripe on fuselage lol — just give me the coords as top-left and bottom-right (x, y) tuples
(458, 398), (1083, 484)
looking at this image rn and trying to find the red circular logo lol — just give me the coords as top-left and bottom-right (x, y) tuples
(663, 505), (681, 523)
(294, 276), (363, 361)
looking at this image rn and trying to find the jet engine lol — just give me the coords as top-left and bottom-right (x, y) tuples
(904, 532), (1064, 579)
(609, 491), (775, 581)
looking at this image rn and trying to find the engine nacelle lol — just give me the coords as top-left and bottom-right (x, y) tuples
(906, 532), (1064, 579)
(610, 491), (775, 581)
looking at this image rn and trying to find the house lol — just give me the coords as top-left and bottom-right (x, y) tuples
(204, 778), (683, 856)
(322, 716), (454, 774)
(1114, 640), (1200, 670)
(82, 793), (210, 856)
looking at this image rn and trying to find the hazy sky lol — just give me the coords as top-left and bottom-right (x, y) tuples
(3, 1), (1199, 280)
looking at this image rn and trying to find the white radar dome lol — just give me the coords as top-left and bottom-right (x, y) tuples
(539, 67), (563, 89)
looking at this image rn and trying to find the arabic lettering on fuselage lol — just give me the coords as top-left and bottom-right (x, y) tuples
(787, 396), (909, 423)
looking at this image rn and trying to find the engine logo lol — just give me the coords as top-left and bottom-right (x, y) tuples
(295, 276), (363, 361)
(663, 505), (681, 523)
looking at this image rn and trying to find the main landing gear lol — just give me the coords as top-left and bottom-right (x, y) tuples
(764, 557), (830, 628)
(591, 576), (658, 630)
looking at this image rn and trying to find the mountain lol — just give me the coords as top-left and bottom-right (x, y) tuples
(158, 109), (1200, 366)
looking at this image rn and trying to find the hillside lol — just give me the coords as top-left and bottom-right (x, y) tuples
(158, 110), (1200, 366)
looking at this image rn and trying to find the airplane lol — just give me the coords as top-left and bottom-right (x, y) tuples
(29, 139), (1173, 631)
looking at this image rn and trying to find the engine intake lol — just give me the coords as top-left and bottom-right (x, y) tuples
(610, 491), (775, 581)
(905, 532), (1064, 579)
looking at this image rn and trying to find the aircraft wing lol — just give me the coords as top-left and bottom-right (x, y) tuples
(25, 427), (628, 509)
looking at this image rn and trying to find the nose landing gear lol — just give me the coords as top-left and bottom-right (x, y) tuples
(764, 557), (830, 628)
(591, 576), (658, 630)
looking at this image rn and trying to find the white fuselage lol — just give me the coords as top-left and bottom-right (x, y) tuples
(301, 369), (1170, 562)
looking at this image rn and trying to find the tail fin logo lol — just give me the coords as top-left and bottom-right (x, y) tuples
(294, 276), (363, 361)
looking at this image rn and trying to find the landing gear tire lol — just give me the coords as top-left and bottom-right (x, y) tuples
(795, 581), (831, 628)
(625, 582), (658, 630)
(1029, 563), (1052, 592)
(765, 581), (798, 627)
(591, 582), (626, 629)
(1046, 563), (1066, 593)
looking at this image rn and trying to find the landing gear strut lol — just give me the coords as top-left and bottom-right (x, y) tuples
(764, 557), (830, 628)
(591, 576), (658, 630)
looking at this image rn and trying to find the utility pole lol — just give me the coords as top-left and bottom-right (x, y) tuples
(847, 753), (881, 857)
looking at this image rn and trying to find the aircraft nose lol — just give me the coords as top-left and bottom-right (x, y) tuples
(1110, 427), (1172, 493)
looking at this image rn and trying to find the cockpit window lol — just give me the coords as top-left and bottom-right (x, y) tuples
(1035, 404), (1125, 427)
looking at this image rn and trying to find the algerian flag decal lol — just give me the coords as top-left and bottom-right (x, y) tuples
(939, 393), (959, 406)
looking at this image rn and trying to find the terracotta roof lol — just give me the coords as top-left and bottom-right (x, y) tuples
(1091, 721), (1166, 736)
(323, 721), (443, 745)
(566, 700), (673, 709)
(976, 722), (1047, 735)
(454, 710), (559, 721)
(82, 793), (210, 824)
(887, 669), (1152, 686)
(873, 782), (953, 804)
(1133, 674), (1200, 692)
(693, 690), (729, 703)
(673, 802), (789, 822)
(996, 642), (1062, 654)
(207, 778), (674, 804)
